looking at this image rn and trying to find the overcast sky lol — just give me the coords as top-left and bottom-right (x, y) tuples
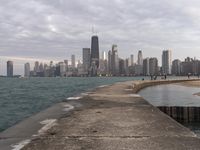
(1, 0), (200, 75)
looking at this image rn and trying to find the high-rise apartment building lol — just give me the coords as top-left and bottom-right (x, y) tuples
(102, 51), (106, 60)
(130, 54), (134, 66)
(99, 51), (107, 75)
(137, 50), (143, 65)
(24, 63), (30, 77)
(149, 57), (158, 75)
(7, 61), (13, 77)
(172, 59), (181, 75)
(143, 58), (150, 76)
(34, 61), (39, 73)
(82, 48), (90, 72)
(59, 62), (66, 77)
(119, 59), (126, 75)
(39, 63), (44, 72)
(108, 45), (119, 75)
(64, 60), (68, 72)
(162, 50), (172, 75)
(71, 55), (76, 68)
(108, 50), (112, 75)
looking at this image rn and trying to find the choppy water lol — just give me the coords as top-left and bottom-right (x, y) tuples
(0, 77), (143, 132)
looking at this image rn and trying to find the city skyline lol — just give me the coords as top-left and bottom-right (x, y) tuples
(1, 45), (200, 76)
(1, 0), (200, 74)
(4, 45), (200, 77)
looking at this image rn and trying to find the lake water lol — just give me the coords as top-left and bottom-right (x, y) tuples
(139, 84), (200, 106)
(139, 84), (200, 136)
(0, 77), (143, 132)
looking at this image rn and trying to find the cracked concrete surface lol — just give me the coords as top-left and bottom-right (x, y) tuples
(21, 80), (200, 150)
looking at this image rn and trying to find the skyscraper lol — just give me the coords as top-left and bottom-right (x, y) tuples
(119, 59), (126, 75)
(130, 54), (134, 66)
(34, 61), (39, 73)
(59, 62), (66, 77)
(108, 50), (112, 75)
(137, 50), (143, 65)
(24, 63), (30, 77)
(102, 51), (106, 60)
(162, 50), (172, 75)
(7, 61), (13, 77)
(82, 48), (90, 72)
(71, 55), (76, 68)
(64, 60), (68, 72)
(39, 63), (44, 72)
(143, 58), (150, 76)
(107, 45), (120, 76)
(111, 45), (119, 75)
(149, 57), (158, 75)
(172, 59), (181, 75)
(91, 35), (99, 68)
(90, 35), (99, 76)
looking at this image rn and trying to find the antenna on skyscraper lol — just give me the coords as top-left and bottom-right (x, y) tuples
(92, 25), (95, 34)
(92, 25), (98, 35)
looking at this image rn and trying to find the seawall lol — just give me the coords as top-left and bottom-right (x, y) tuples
(19, 79), (200, 150)
(158, 106), (200, 123)
(132, 79), (200, 124)
(132, 79), (200, 93)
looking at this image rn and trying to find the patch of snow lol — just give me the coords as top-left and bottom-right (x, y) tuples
(11, 139), (31, 150)
(67, 97), (82, 100)
(128, 94), (142, 98)
(38, 119), (57, 135)
(63, 104), (74, 112)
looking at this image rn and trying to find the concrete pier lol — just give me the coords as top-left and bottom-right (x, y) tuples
(21, 79), (200, 150)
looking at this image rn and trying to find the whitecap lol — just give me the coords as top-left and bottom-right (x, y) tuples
(98, 85), (108, 88)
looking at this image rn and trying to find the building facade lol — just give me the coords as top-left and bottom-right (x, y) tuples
(7, 61), (13, 77)
(143, 58), (150, 76)
(71, 55), (76, 68)
(82, 48), (91, 73)
(24, 63), (30, 77)
(172, 59), (181, 75)
(162, 50), (172, 75)
(149, 57), (158, 75)
(137, 50), (143, 65)
(90, 35), (99, 76)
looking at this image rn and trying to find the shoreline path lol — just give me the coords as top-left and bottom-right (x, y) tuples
(22, 79), (200, 150)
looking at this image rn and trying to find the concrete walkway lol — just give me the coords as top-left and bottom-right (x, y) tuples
(22, 80), (200, 150)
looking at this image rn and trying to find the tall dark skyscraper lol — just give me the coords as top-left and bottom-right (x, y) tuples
(7, 61), (13, 77)
(91, 35), (99, 68)
(90, 35), (99, 76)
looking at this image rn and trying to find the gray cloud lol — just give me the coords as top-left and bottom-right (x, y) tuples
(0, 0), (200, 74)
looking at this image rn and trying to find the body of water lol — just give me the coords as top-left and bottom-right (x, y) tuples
(139, 84), (200, 136)
(139, 84), (200, 106)
(0, 77), (144, 132)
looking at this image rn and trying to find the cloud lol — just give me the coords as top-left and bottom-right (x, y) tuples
(0, 0), (200, 74)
